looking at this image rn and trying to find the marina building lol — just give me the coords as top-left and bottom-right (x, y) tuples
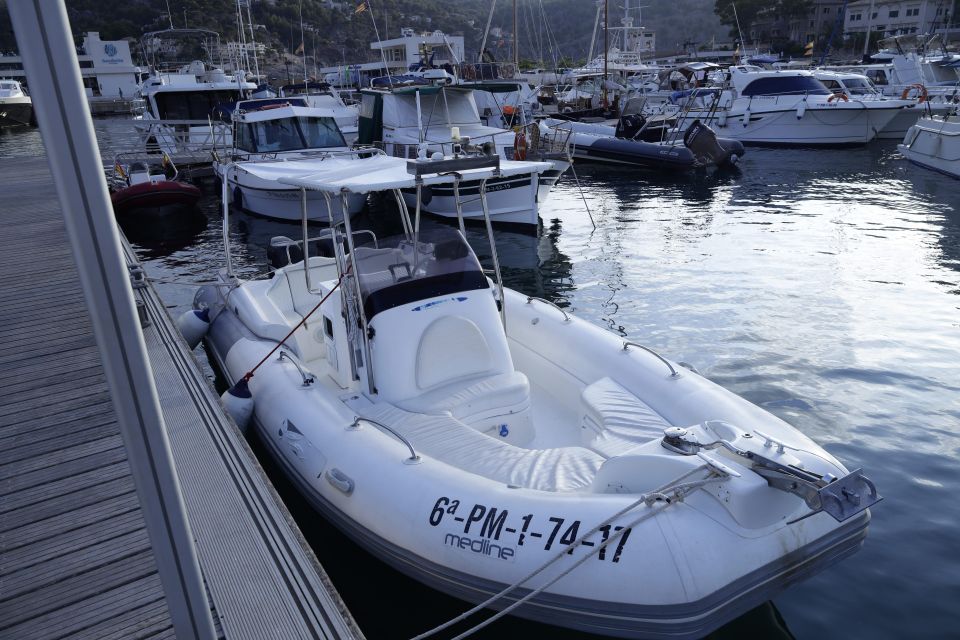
(0, 31), (143, 112)
(319, 28), (465, 88)
(843, 0), (948, 37)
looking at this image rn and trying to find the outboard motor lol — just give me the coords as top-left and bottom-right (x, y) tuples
(682, 120), (744, 168)
(615, 113), (647, 140)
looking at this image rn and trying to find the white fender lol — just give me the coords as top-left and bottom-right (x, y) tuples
(796, 100), (806, 120)
(741, 107), (751, 127)
(177, 308), (210, 349)
(222, 378), (254, 432)
(717, 111), (728, 127)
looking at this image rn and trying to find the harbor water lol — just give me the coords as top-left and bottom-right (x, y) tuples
(4, 121), (958, 638)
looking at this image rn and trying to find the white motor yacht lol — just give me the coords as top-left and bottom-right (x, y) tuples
(673, 66), (909, 146)
(191, 154), (880, 639)
(814, 69), (955, 139)
(136, 29), (256, 160)
(357, 84), (570, 227)
(898, 108), (960, 178)
(280, 81), (360, 143)
(213, 98), (372, 221)
(0, 79), (33, 127)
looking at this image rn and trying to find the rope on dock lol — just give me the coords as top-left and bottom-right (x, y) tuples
(411, 466), (723, 640)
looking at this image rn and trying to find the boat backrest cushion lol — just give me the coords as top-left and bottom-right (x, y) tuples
(416, 316), (492, 390)
(369, 292), (513, 404)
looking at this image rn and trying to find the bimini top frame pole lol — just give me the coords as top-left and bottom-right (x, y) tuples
(6, 3), (217, 639)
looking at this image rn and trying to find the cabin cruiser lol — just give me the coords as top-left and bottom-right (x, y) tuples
(898, 108), (960, 178)
(357, 84), (570, 227)
(814, 69), (956, 139)
(670, 67), (909, 146)
(279, 81), (359, 143)
(136, 29), (256, 160)
(213, 98), (370, 221)
(192, 154), (880, 639)
(0, 79), (33, 127)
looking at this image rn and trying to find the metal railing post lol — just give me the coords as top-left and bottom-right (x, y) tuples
(6, 3), (217, 639)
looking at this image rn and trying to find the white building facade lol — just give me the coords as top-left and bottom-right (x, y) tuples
(371, 28), (465, 71)
(0, 32), (141, 99)
(844, 0), (946, 37)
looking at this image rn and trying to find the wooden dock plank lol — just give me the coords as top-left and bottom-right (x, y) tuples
(0, 156), (358, 640)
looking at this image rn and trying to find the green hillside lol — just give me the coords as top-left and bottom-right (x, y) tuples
(0, 0), (727, 66)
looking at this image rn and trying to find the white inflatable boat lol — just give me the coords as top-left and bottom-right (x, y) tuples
(192, 155), (880, 639)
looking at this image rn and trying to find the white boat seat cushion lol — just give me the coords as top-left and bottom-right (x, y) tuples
(364, 403), (603, 492)
(398, 371), (530, 422)
(581, 377), (672, 457)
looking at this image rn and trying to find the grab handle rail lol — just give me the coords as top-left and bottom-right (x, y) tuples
(526, 296), (570, 322)
(278, 351), (316, 387)
(622, 341), (680, 378)
(350, 416), (422, 464)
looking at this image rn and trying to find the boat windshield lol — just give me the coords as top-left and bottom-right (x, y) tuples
(353, 228), (489, 319)
(840, 77), (876, 95)
(236, 116), (346, 152)
(741, 76), (831, 97)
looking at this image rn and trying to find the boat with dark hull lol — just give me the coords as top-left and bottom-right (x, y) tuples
(547, 117), (744, 170)
(110, 154), (201, 215)
(0, 80), (33, 127)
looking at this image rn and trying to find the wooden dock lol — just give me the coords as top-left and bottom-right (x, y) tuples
(0, 157), (362, 640)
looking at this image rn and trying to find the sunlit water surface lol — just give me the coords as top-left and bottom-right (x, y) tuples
(3, 121), (958, 639)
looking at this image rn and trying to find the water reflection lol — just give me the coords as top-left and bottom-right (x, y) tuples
(5, 118), (957, 639)
(119, 207), (208, 259)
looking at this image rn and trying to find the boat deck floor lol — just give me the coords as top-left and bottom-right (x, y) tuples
(0, 157), (361, 640)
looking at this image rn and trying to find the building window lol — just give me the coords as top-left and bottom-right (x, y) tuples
(888, 9), (899, 17)
(872, 11), (878, 18)
(823, 7), (830, 13)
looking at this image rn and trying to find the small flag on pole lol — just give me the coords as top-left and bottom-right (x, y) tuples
(294, 41), (304, 55)
(114, 160), (126, 180)
(355, 2), (367, 13)
(803, 41), (815, 56)
(161, 152), (176, 179)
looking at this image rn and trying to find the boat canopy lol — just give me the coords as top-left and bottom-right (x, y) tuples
(276, 154), (551, 194)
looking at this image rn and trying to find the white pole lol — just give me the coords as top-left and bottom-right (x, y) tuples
(5, 3), (216, 639)
(863, 0), (876, 57)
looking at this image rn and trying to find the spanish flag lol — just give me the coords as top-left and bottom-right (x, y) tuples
(294, 41), (304, 55)
(803, 41), (815, 56)
(114, 160), (126, 180)
(355, 1), (367, 13)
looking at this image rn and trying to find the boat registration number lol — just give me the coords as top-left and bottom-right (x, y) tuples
(428, 496), (631, 563)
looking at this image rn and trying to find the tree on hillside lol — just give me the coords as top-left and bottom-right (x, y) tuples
(714, 0), (812, 41)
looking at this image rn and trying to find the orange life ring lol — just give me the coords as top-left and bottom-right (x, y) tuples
(513, 130), (527, 160)
(827, 92), (849, 103)
(901, 83), (928, 103)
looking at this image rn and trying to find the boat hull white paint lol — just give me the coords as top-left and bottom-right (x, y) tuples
(401, 162), (567, 227)
(898, 115), (960, 178)
(697, 100), (904, 145)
